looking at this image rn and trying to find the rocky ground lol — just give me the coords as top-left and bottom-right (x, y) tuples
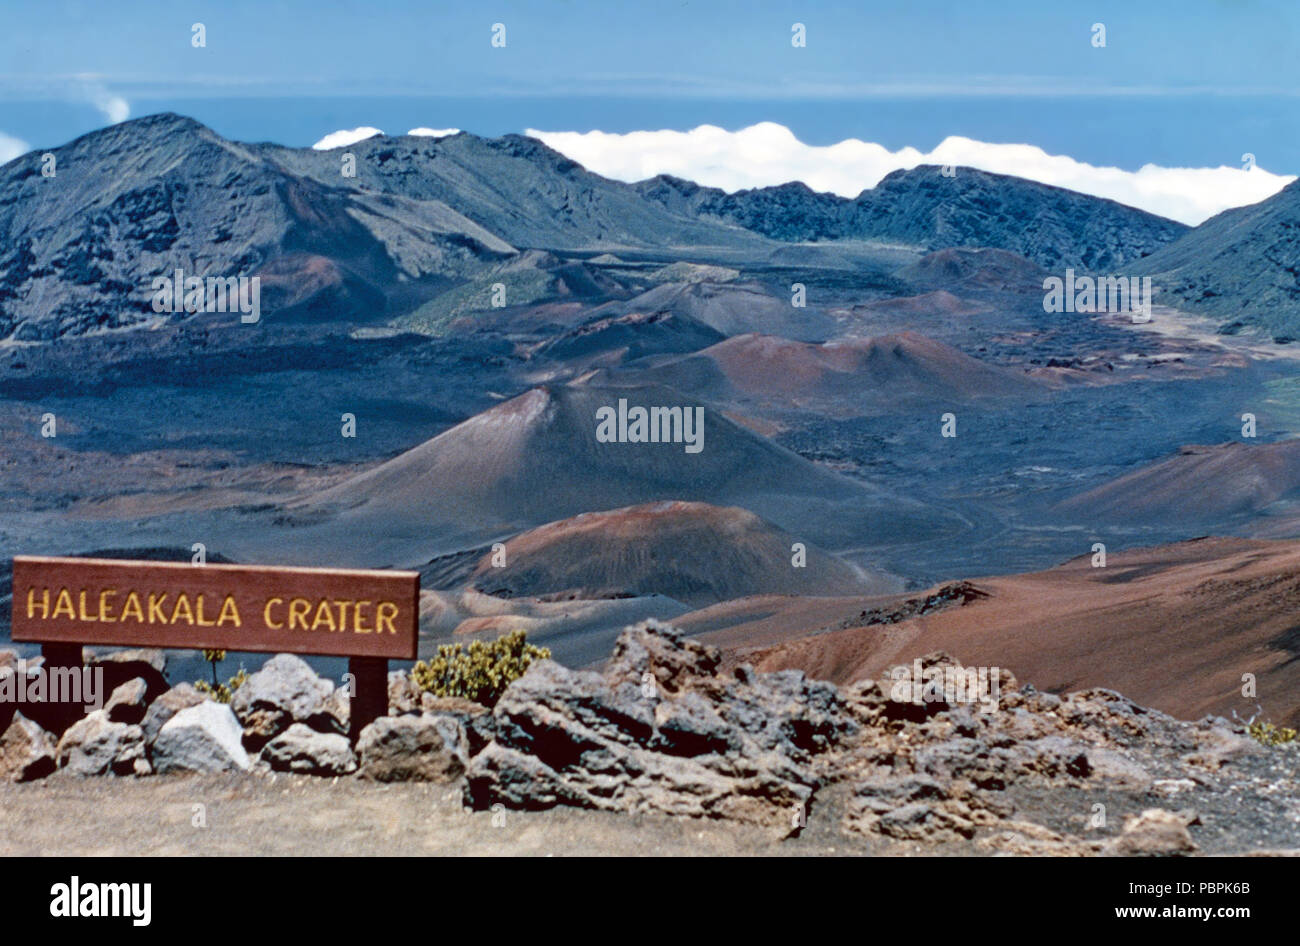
(1, 621), (1297, 856)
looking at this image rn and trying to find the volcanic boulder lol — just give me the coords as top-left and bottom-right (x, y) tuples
(465, 619), (853, 832)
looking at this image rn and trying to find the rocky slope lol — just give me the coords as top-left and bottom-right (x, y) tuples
(1137, 179), (1300, 339)
(2, 624), (1295, 856)
(0, 115), (520, 340)
(635, 166), (1188, 270)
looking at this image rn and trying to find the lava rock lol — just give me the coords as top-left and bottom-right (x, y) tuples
(141, 683), (206, 746)
(465, 621), (848, 832)
(0, 712), (56, 781)
(1102, 809), (1200, 857)
(104, 678), (149, 725)
(56, 711), (144, 776)
(357, 714), (468, 782)
(229, 653), (333, 750)
(262, 723), (356, 776)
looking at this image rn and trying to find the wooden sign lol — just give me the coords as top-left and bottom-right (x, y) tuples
(11, 556), (419, 660)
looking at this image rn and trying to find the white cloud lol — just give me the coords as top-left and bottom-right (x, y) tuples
(527, 122), (1294, 226)
(407, 127), (460, 138)
(0, 131), (30, 165)
(84, 82), (129, 124)
(312, 126), (384, 150)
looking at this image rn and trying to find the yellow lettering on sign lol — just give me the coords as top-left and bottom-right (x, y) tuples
(53, 589), (75, 620)
(310, 600), (337, 632)
(19, 573), (405, 645)
(121, 591), (145, 623)
(27, 588), (49, 620)
(195, 595), (216, 627)
(288, 598), (311, 630)
(264, 597), (283, 629)
(170, 594), (194, 626)
(218, 595), (241, 627)
(98, 589), (117, 623)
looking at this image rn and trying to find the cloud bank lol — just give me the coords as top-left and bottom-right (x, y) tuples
(312, 126), (460, 150)
(312, 126), (384, 150)
(527, 123), (1294, 226)
(0, 131), (30, 165)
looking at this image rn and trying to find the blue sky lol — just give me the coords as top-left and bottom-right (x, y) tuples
(1, 0), (1296, 177)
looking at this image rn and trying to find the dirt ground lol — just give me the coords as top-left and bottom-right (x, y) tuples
(5, 758), (1297, 857)
(0, 772), (968, 857)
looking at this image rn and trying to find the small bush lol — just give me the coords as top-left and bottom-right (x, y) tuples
(411, 630), (550, 707)
(194, 668), (248, 704)
(1247, 720), (1297, 747)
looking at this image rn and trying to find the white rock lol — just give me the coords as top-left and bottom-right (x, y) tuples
(152, 700), (251, 774)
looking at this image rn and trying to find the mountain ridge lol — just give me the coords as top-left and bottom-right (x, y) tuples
(1, 113), (1200, 341)
(633, 164), (1188, 269)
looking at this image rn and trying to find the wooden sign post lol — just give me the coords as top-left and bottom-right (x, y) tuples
(11, 556), (420, 742)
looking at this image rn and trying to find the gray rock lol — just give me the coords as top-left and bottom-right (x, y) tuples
(1087, 747), (1154, 790)
(84, 649), (169, 704)
(104, 678), (149, 725)
(357, 714), (468, 782)
(1182, 725), (1263, 771)
(307, 686), (350, 736)
(1016, 736), (1093, 779)
(877, 802), (975, 843)
(141, 683), (206, 746)
(1152, 778), (1197, 795)
(84, 647), (166, 674)
(56, 710), (144, 776)
(262, 723), (356, 775)
(388, 672), (420, 715)
(229, 653), (333, 749)
(419, 694), (493, 753)
(0, 712), (56, 781)
(152, 701), (251, 774)
(464, 621), (844, 831)
(1102, 809), (1199, 857)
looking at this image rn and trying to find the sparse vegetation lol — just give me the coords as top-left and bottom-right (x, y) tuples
(411, 630), (550, 707)
(1247, 719), (1297, 747)
(1234, 705), (1298, 747)
(194, 668), (248, 704)
(195, 649), (248, 703)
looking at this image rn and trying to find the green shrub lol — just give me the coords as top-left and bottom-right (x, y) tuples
(411, 630), (550, 707)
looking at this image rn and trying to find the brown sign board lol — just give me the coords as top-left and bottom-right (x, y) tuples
(11, 556), (419, 660)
